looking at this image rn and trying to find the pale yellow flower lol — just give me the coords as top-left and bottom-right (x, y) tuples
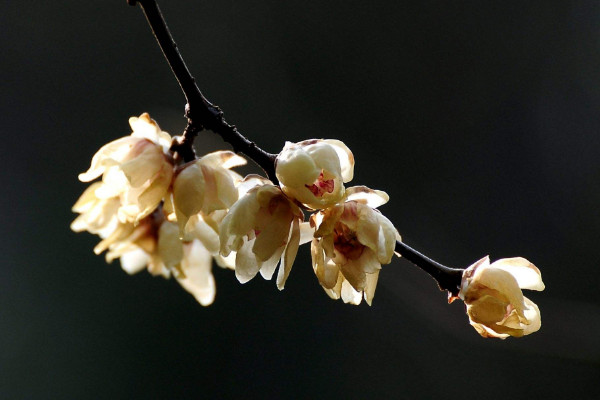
(309, 186), (398, 305)
(70, 182), (120, 237)
(78, 113), (174, 224)
(219, 183), (304, 289)
(275, 139), (354, 210)
(93, 214), (221, 306)
(171, 151), (246, 234)
(459, 256), (545, 339)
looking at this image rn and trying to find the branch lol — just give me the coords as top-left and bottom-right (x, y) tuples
(128, 0), (465, 296)
(128, 0), (278, 180)
(395, 240), (464, 298)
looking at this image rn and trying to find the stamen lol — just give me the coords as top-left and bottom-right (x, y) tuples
(305, 171), (335, 197)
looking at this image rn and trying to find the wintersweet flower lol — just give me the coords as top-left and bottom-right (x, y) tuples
(157, 221), (218, 306)
(275, 139), (354, 209)
(94, 213), (220, 306)
(78, 113), (174, 224)
(171, 151), (246, 234)
(309, 186), (398, 305)
(70, 182), (120, 237)
(219, 183), (304, 289)
(458, 256), (545, 339)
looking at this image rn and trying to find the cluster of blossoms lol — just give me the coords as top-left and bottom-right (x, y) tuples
(72, 114), (399, 306)
(72, 114), (544, 338)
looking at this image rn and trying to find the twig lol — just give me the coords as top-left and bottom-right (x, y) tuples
(128, 0), (278, 179)
(395, 240), (464, 297)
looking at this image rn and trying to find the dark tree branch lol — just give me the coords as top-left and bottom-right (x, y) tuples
(128, 0), (278, 181)
(128, 0), (465, 295)
(395, 240), (464, 298)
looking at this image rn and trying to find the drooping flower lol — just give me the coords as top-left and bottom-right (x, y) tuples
(458, 256), (545, 339)
(275, 139), (354, 210)
(171, 151), (246, 234)
(219, 182), (304, 289)
(78, 113), (174, 224)
(309, 186), (398, 305)
(92, 211), (222, 306)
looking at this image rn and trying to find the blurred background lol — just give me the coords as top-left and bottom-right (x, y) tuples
(1, 1), (599, 398)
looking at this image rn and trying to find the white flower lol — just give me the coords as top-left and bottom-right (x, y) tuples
(309, 186), (398, 305)
(93, 214), (220, 306)
(275, 139), (354, 209)
(157, 221), (217, 306)
(219, 183), (304, 289)
(70, 182), (120, 237)
(171, 151), (246, 234)
(458, 256), (545, 339)
(78, 113), (174, 224)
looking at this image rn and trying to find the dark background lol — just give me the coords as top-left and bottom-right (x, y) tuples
(1, 1), (599, 398)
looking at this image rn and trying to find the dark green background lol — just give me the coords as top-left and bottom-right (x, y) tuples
(1, 1), (599, 398)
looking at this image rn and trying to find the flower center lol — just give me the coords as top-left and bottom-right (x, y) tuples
(333, 223), (363, 260)
(305, 171), (335, 197)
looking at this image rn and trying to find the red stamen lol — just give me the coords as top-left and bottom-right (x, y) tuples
(305, 171), (335, 197)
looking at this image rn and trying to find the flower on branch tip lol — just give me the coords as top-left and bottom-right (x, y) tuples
(77, 113), (174, 224)
(458, 256), (545, 339)
(275, 139), (354, 210)
(219, 181), (306, 289)
(309, 186), (399, 305)
(170, 150), (246, 235)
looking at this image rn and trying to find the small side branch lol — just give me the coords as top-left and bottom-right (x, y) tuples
(128, 0), (278, 182)
(395, 240), (463, 297)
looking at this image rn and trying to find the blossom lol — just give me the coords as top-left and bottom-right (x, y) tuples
(458, 256), (545, 339)
(171, 151), (246, 234)
(78, 113), (174, 224)
(70, 181), (120, 237)
(219, 182), (304, 289)
(275, 139), (354, 209)
(93, 213), (221, 306)
(309, 186), (398, 305)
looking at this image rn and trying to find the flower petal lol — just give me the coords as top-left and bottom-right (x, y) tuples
(363, 271), (380, 306)
(475, 267), (526, 317)
(173, 163), (206, 232)
(345, 186), (389, 208)
(522, 296), (542, 335)
(78, 137), (138, 182)
(277, 217), (300, 290)
(119, 248), (150, 275)
(340, 279), (362, 305)
(177, 240), (216, 306)
(199, 150), (247, 169)
(321, 139), (354, 182)
(490, 257), (545, 291)
(235, 238), (261, 283)
(157, 222), (183, 270)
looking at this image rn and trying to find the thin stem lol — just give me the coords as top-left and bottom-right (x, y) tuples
(129, 0), (278, 182)
(170, 121), (200, 163)
(395, 240), (464, 297)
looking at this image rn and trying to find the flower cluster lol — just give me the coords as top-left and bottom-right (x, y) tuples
(457, 256), (545, 338)
(72, 114), (400, 306)
(72, 114), (243, 305)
